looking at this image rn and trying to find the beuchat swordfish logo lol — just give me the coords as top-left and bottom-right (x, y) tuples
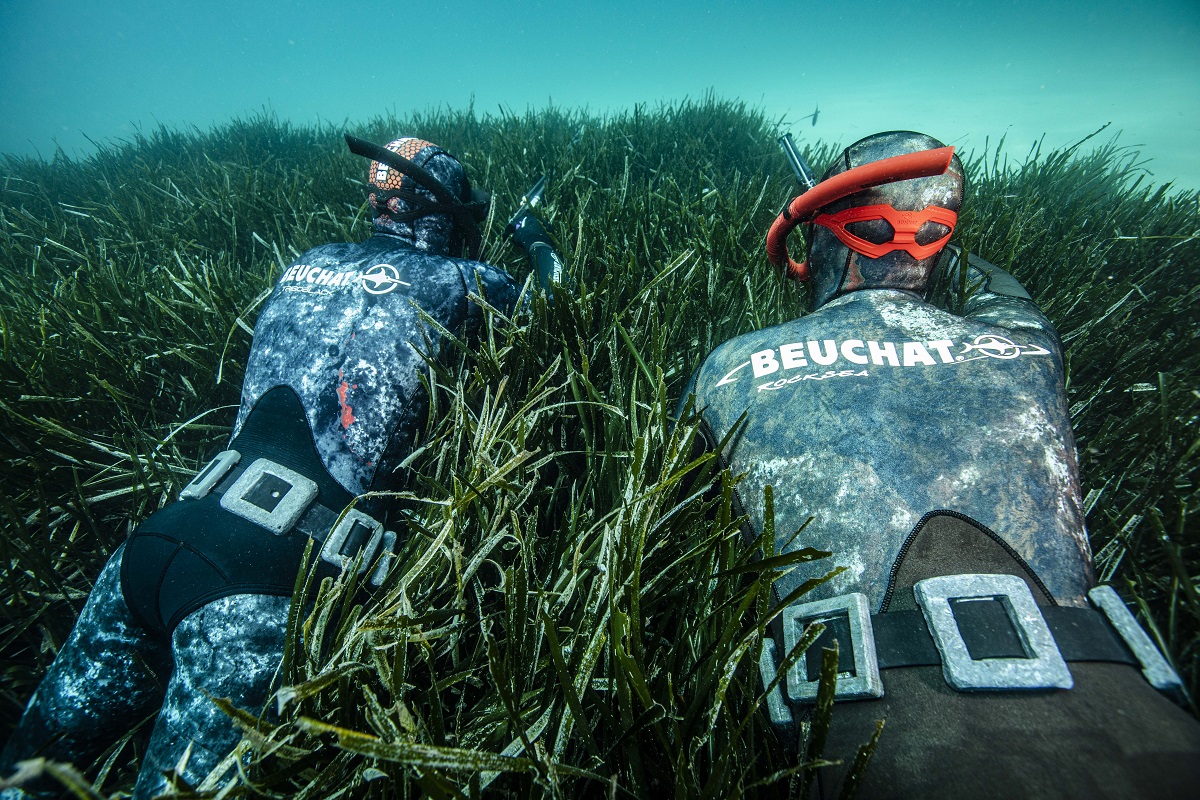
(360, 264), (410, 295)
(715, 334), (1052, 392)
(279, 262), (411, 295)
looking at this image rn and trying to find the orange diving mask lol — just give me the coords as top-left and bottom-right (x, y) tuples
(765, 145), (957, 280)
(812, 204), (958, 260)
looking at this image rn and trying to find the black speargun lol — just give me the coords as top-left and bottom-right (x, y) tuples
(505, 174), (566, 299)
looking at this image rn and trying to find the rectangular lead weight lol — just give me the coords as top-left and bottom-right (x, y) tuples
(915, 573), (1072, 692)
(1088, 585), (1182, 692)
(219, 458), (318, 535)
(782, 592), (883, 702)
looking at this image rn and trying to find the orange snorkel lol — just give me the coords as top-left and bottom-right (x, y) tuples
(766, 145), (957, 281)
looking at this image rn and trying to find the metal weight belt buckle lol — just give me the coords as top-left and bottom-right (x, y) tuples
(759, 592), (884, 725)
(220, 458), (319, 535)
(759, 638), (794, 727)
(321, 508), (385, 575)
(914, 573), (1073, 691)
(179, 450), (241, 500)
(1088, 585), (1183, 692)
(188, 453), (398, 585)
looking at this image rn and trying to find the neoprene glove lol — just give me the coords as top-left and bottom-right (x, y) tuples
(506, 210), (554, 252)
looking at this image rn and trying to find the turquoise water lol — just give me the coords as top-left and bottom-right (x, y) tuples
(2, 0), (1198, 190)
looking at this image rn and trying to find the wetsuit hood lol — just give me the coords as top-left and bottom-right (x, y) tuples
(353, 135), (488, 258)
(808, 131), (964, 309)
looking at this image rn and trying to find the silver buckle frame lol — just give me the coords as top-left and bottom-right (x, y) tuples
(368, 531), (398, 587)
(1088, 585), (1182, 692)
(180, 450), (241, 500)
(758, 638), (793, 727)
(781, 592), (883, 702)
(914, 573), (1073, 691)
(219, 458), (318, 535)
(320, 509), (384, 574)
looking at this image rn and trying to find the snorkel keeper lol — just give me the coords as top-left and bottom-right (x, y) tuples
(766, 145), (958, 281)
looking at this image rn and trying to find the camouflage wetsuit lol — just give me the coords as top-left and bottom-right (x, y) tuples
(683, 250), (1200, 798)
(1, 140), (533, 798)
(686, 250), (1091, 609)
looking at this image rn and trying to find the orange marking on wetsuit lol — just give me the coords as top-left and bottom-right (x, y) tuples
(337, 370), (357, 429)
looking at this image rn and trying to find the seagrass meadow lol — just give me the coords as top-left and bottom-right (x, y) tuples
(1, 98), (1197, 798)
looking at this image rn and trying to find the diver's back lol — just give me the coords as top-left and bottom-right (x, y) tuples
(689, 287), (1092, 609)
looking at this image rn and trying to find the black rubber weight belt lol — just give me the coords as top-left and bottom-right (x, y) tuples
(212, 462), (347, 547)
(803, 605), (1139, 681)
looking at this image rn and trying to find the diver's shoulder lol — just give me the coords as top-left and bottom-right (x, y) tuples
(697, 318), (807, 372)
(447, 255), (519, 288)
(292, 235), (409, 263)
(294, 240), (362, 263)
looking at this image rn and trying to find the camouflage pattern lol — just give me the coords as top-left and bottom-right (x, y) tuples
(682, 253), (1093, 611)
(0, 549), (290, 800)
(235, 234), (519, 501)
(133, 593), (291, 798)
(1, 546), (169, 799)
(3, 192), (522, 794)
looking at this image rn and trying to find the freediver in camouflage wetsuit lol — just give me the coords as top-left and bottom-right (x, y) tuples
(1, 136), (564, 799)
(682, 131), (1200, 798)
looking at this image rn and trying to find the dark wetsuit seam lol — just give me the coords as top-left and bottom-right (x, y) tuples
(140, 531), (235, 584)
(157, 544), (182, 614)
(879, 508), (1058, 612)
(121, 536), (180, 635)
(182, 538), (233, 584)
(126, 530), (253, 637)
(139, 524), (313, 637)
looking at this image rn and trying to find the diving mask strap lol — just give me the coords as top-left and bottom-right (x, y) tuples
(346, 134), (462, 206)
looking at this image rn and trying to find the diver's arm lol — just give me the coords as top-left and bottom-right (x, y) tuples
(509, 210), (568, 301)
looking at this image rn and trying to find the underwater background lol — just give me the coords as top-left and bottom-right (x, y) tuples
(2, 1), (1200, 797)
(2, 0), (1199, 190)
